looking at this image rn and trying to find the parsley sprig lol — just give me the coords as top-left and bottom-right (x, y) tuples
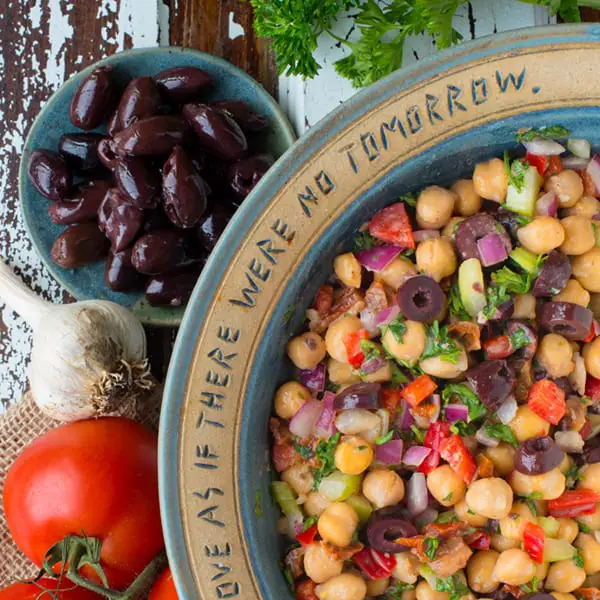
(435, 574), (470, 600)
(442, 383), (487, 422)
(354, 230), (377, 251)
(380, 314), (407, 343)
(312, 432), (341, 487)
(423, 321), (462, 364)
(516, 125), (571, 142)
(482, 422), (519, 448)
(423, 537), (440, 561)
(504, 151), (530, 193)
(448, 282), (470, 321)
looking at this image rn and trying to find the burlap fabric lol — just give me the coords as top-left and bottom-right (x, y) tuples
(0, 386), (163, 587)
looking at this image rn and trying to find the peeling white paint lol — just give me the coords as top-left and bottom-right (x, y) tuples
(228, 11), (245, 41)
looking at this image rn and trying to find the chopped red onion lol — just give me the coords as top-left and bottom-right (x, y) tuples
(475, 425), (500, 448)
(568, 138), (591, 159)
(430, 394), (441, 423)
(376, 408), (390, 439)
(402, 445), (431, 467)
(477, 232), (509, 267)
(586, 154), (600, 197)
(407, 472), (428, 516)
(414, 508), (439, 530)
(361, 355), (388, 375)
(413, 230), (440, 242)
(496, 395), (517, 425)
(555, 430), (584, 454)
(396, 399), (416, 431)
(375, 305), (401, 328)
(360, 308), (379, 335)
(561, 156), (590, 171)
(288, 513), (304, 538)
(535, 191), (558, 217)
(375, 439), (404, 465)
(299, 363), (326, 393)
(445, 403), (469, 423)
(522, 138), (566, 156)
(355, 245), (402, 273)
(290, 399), (323, 439)
(314, 392), (336, 438)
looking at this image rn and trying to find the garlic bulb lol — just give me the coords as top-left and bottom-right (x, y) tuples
(0, 262), (152, 421)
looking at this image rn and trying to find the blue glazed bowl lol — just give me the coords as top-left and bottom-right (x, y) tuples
(160, 25), (600, 600)
(19, 47), (295, 326)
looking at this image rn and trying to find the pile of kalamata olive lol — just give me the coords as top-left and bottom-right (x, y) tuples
(27, 65), (274, 307)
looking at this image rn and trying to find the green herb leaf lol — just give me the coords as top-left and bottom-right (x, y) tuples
(482, 284), (511, 321)
(303, 515), (319, 531)
(574, 549), (585, 568)
(521, 576), (540, 594)
(294, 443), (313, 460)
(504, 151), (529, 193)
(492, 266), (532, 295)
(516, 215), (532, 227)
(509, 327), (531, 351)
(524, 498), (538, 516)
(442, 383), (487, 422)
(399, 193), (417, 207)
(411, 425), (425, 443)
(448, 282), (470, 322)
(390, 361), (410, 387)
(566, 464), (583, 488)
(354, 229), (377, 251)
(423, 537), (440, 561)
(282, 304), (295, 324)
(397, 359), (424, 378)
(380, 314), (407, 344)
(516, 125), (571, 142)
(482, 423), (519, 448)
(376, 430), (395, 445)
(435, 574), (470, 600)
(423, 321), (462, 364)
(435, 511), (458, 524)
(282, 566), (295, 593)
(360, 339), (382, 361)
(312, 432), (341, 488)
(255, 490), (263, 517)
(442, 492), (453, 502)
(450, 420), (477, 437)
(385, 581), (415, 599)
(325, 380), (340, 393)
(577, 519), (592, 534)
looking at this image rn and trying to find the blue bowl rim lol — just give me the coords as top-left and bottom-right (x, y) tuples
(159, 23), (600, 599)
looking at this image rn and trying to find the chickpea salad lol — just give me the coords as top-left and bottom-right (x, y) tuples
(269, 127), (600, 600)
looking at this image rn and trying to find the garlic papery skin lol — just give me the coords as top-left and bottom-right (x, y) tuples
(0, 262), (151, 421)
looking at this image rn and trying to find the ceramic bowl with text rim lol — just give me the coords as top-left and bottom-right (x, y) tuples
(159, 24), (600, 599)
(18, 46), (296, 326)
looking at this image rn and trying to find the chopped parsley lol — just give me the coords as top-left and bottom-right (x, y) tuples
(375, 430), (395, 445)
(399, 193), (417, 207)
(255, 490), (263, 517)
(522, 492), (543, 516)
(582, 396), (593, 406)
(312, 432), (340, 488)
(435, 574), (470, 600)
(574, 549), (585, 568)
(390, 361), (410, 387)
(448, 282), (470, 321)
(303, 515), (318, 530)
(294, 443), (313, 460)
(566, 464), (583, 488)
(482, 284), (510, 321)
(504, 151), (530, 193)
(325, 380), (340, 393)
(435, 511), (458, 524)
(354, 230), (376, 251)
(509, 327), (531, 351)
(411, 425), (425, 443)
(397, 359), (424, 378)
(442, 492), (453, 502)
(423, 537), (440, 561)
(492, 266), (532, 295)
(422, 321), (462, 364)
(520, 576), (540, 594)
(577, 519), (592, 534)
(360, 339), (382, 361)
(442, 383), (487, 422)
(450, 420), (477, 437)
(385, 581), (415, 599)
(482, 422), (519, 448)
(516, 215), (532, 227)
(516, 125), (571, 142)
(282, 566), (294, 593)
(380, 314), (407, 343)
(282, 304), (295, 324)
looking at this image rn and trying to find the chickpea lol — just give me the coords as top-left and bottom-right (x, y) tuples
(416, 186), (457, 229)
(415, 580), (449, 600)
(492, 549), (537, 586)
(565, 195), (600, 218)
(416, 237), (457, 282)
(584, 338), (600, 380)
(467, 550), (500, 593)
(334, 252), (362, 288)
(442, 216), (464, 239)
(510, 468), (566, 500)
(304, 491), (332, 517)
(327, 357), (361, 386)
(473, 158), (508, 202)
(560, 216), (596, 255)
(287, 332), (327, 370)
(536, 560), (550, 581)
(427, 465), (466, 507)
(546, 559), (586, 593)
(555, 279), (591, 307)
(420, 344), (468, 379)
(577, 504), (600, 530)
(509, 405), (550, 443)
(578, 463), (600, 494)
(375, 257), (417, 290)
(572, 247), (600, 293)
(545, 170), (585, 208)
(552, 594), (577, 600)
(304, 543), (344, 583)
(466, 477), (513, 519)
(491, 534), (521, 552)
(455, 498), (488, 526)
(536, 333), (575, 379)
(362, 361), (392, 383)
(335, 435), (374, 475)
(402, 591), (417, 600)
(282, 463), (314, 496)
(318, 502), (359, 547)
(362, 468), (405, 508)
(274, 381), (309, 420)
(483, 443), (516, 477)
(513, 293), (537, 319)
(577, 533), (600, 574)
(499, 501), (536, 540)
(335, 410), (380, 435)
(392, 552), (420, 584)
(451, 179), (482, 217)
(315, 573), (367, 600)
(366, 578), (389, 597)
(325, 316), (363, 363)
(383, 320), (426, 363)
(517, 216), (565, 254)
(557, 518), (579, 543)
(590, 294), (600, 320)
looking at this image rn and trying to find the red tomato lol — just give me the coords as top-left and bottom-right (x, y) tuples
(524, 152), (548, 176)
(3, 417), (164, 590)
(0, 579), (101, 600)
(548, 489), (600, 518)
(483, 335), (513, 360)
(368, 202), (415, 248)
(523, 521), (545, 563)
(149, 568), (179, 600)
(439, 434), (477, 484)
(528, 379), (566, 425)
(295, 580), (319, 600)
(401, 375), (437, 408)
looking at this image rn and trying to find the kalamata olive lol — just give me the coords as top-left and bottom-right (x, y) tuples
(487, 298), (514, 321)
(70, 66), (116, 130)
(107, 110), (121, 137)
(114, 157), (160, 209)
(333, 382), (381, 410)
(114, 76), (162, 133)
(396, 275), (444, 322)
(196, 204), (233, 251)
(112, 115), (189, 156)
(51, 223), (109, 268)
(228, 154), (274, 198)
(538, 301), (593, 341)
(131, 229), (191, 275)
(496, 208), (521, 241)
(58, 133), (104, 171)
(515, 436), (564, 475)
(213, 100), (267, 132)
(532, 250), (571, 297)
(145, 268), (201, 306)
(48, 179), (110, 225)
(143, 207), (172, 233)
(154, 66), (213, 103)
(28, 149), (71, 200)
(97, 138), (119, 170)
(105, 248), (145, 292)
(98, 189), (144, 252)
(465, 360), (515, 411)
(583, 436), (600, 464)
(182, 104), (247, 160)
(506, 320), (537, 359)
(521, 594), (555, 600)
(455, 214), (511, 262)
(162, 146), (209, 228)
(364, 507), (418, 554)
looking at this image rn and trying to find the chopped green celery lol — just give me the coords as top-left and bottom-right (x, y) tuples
(505, 163), (543, 216)
(509, 247), (539, 274)
(544, 537), (576, 562)
(419, 564), (438, 588)
(458, 258), (486, 317)
(346, 494), (373, 523)
(318, 471), (362, 501)
(271, 481), (302, 518)
(538, 516), (560, 538)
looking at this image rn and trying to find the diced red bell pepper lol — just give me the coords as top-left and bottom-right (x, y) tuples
(413, 402), (438, 419)
(527, 379), (566, 425)
(523, 521), (545, 563)
(296, 525), (318, 546)
(380, 387), (404, 414)
(548, 489), (600, 518)
(368, 202), (415, 249)
(525, 152), (549, 176)
(295, 579), (319, 600)
(419, 422), (451, 474)
(584, 320), (600, 343)
(586, 375), (600, 402)
(576, 588), (600, 600)
(464, 529), (491, 550)
(548, 155), (563, 175)
(418, 450), (440, 475)
(353, 547), (396, 580)
(401, 375), (438, 408)
(343, 329), (370, 369)
(439, 434), (477, 484)
(483, 335), (514, 360)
